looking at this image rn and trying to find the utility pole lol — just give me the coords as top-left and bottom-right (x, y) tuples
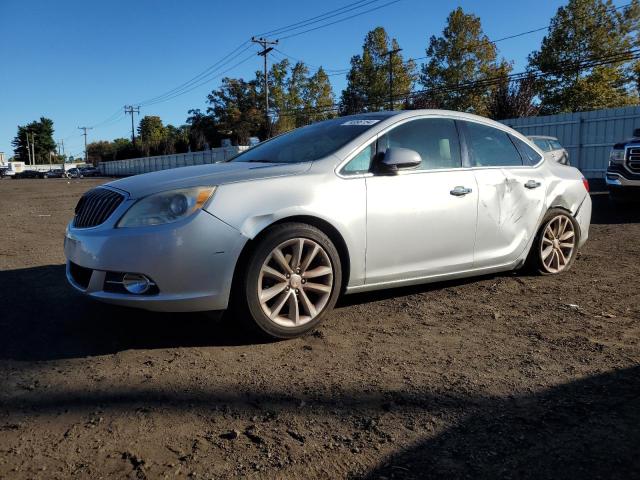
(251, 36), (278, 138)
(31, 133), (37, 165)
(25, 132), (32, 165)
(124, 105), (140, 145)
(78, 126), (93, 164)
(384, 48), (402, 110)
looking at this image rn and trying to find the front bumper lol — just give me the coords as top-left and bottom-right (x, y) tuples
(64, 209), (248, 312)
(606, 165), (640, 188)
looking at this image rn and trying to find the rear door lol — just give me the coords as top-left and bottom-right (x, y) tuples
(460, 121), (546, 268)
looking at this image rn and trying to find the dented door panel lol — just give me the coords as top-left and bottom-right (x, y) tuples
(473, 168), (546, 268)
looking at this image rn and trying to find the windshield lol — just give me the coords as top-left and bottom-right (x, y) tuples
(231, 116), (388, 164)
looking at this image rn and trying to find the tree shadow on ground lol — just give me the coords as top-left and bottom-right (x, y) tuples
(363, 366), (640, 480)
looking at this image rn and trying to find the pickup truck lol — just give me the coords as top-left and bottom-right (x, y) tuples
(607, 128), (640, 203)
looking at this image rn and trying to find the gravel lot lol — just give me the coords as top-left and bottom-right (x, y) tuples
(0, 177), (639, 479)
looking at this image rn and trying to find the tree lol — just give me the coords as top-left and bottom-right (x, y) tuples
(340, 27), (415, 114)
(487, 74), (539, 120)
(186, 109), (220, 150)
(270, 61), (336, 132)
(207, 78), (264, 144)
(112, 138), (137, 159)
(304, 67), (335, 123)
(529, 0), (640, 114)
(279, 60), (305, 132)
(87, 141), (114, 164)
(86, 138), (140, 163)
(11, 117), (57, 164)
(164, 125), (190, 154)
(419, 7), (511, 115)
(137, 115), (167, 156)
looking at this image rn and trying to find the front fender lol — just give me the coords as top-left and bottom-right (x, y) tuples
(204, 173), (367, 287)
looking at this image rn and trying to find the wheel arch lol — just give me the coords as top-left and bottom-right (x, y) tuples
(230, 215), (351, 297)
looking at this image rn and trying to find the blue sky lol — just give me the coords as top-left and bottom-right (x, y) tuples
(0, 0), (619, 158)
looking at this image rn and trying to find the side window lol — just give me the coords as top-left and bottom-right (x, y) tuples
(378, 118), (461, 170)
(463, 122), (523, 167)
(510, 135), (543, 165)
(342, 144), (374, 174)
(532, 138), (551, 151)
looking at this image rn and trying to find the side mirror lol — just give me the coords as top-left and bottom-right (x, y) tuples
(379, 147), (422, 173)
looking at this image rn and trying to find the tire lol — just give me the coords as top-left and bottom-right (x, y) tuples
(236, 222), (342, 339)
(527, 208), (580, 275)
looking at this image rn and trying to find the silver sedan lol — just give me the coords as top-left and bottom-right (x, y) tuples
(65, 110), (592, 338)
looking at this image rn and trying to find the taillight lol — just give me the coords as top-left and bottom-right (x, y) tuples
(582, 177), (589, 192)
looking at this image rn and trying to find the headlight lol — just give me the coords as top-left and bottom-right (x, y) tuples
(609, 149), (625, 164)
(117, 186), (216, 228)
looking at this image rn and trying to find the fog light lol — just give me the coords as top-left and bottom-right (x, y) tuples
(122, 273), (152, 294)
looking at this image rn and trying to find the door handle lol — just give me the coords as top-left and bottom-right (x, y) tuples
(450, 186), (473, 196)
(524, 180), (541, 189)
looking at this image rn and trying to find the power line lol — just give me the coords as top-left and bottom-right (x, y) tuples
(258, 0), (388, 37)
(139, 50), (258, 107)
(273, 1), (635, 79)
(275, 48), (640, 118)
(125, 2), (404, 110)
(490, 1), (632, 43)
(279, 0), (404, 40)
(134, 41), (252, 106)
(272, 48), (349, 73)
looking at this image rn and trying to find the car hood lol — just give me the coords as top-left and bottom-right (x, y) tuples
(104, 161), (312, 198)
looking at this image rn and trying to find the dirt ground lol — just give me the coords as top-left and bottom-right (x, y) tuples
(0, 177), (638, 479)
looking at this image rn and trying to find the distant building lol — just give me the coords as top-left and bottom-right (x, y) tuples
(0, 152), (5, 165)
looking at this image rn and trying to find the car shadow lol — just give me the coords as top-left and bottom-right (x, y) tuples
(590, 191), (640, 225)
(0, 264), (269, 361)
(0, 191), (630, 361)
(0, 264), (507, 361)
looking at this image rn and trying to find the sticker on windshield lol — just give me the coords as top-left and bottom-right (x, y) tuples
(341, 119), (380, 126)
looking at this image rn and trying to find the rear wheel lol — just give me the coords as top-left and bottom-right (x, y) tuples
(528, 209), (579, 275)
(238, 223), (342, 339)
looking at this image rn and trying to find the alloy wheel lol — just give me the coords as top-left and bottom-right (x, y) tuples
(540, 214), (576, 273)
(258, 238), (334, 327)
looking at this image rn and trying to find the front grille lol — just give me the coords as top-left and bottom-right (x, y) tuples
(74, 188), (124, 228)
(626, 147), (640, 173)
(69, 262), (92, 289)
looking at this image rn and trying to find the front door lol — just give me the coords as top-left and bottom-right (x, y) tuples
(364, 117), (478, 285)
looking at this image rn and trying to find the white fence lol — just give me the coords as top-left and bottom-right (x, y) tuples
(502, 106), (640, 179)
(99, 146), (249, 176)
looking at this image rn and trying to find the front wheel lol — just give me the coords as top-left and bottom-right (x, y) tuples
(238, 223), (342, 339)
(528, 209), (580, 275)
